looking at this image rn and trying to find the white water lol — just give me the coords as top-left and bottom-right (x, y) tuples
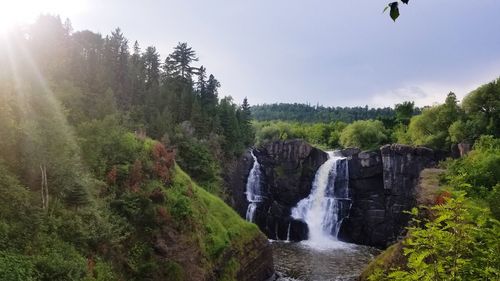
(245, 150), (263, 222)
(291, 151), (351, 250)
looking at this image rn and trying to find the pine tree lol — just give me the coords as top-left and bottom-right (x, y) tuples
(65, 182), (90, 210)
(143, 46), (160, 90)
(239, 97), (254, 146)
(164, 42), (198, 80)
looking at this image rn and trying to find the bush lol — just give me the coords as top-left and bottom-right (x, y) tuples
(0, 251), (36, 281)
(370, 194), (500, 281)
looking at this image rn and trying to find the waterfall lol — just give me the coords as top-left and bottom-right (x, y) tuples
(291, 151), (351, 248)
(245, 150), (263, 222)
(286, 222), (291, 242)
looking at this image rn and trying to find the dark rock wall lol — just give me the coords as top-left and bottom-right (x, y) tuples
(229, 140), (327, 241)
(229, 142), (438, 249)
(338, 144), (437, 248)
(235, 234), (275, 281)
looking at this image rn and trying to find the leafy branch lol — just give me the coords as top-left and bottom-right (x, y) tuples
(383, 0), (410, 22)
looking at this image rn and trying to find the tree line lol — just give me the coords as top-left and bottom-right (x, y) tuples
(250, 103), (413, 124)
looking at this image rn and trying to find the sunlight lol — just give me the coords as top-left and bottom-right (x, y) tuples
(0, 0), (87, 33)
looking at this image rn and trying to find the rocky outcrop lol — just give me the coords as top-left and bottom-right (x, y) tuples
(229, 140), (327, 241)
(235, 233), (275, 281)
(338, 144), (437, 248)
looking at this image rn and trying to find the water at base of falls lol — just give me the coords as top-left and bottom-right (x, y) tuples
(245, 150), (263, 222)
(291, 151), (351, 250)
(272, 241), (380, 281)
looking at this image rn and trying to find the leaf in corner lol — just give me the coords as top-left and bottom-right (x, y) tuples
(389, 2), (400, 21)
(401, 0), (409, 4)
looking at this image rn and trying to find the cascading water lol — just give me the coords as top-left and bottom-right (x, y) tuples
(245, 150), (263, 222)
(291, 151), (351, 249)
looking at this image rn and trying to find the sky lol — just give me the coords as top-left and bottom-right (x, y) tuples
(3, 0), (500, 107)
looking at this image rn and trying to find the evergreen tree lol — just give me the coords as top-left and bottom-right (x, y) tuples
(143, 46), (160, 90)
(104, 28), (130, 109)
(65, 182), (90, 209)
(129, 41), (146, 107)
(239, 97), (254, 146)
(164, 42), (198, 80)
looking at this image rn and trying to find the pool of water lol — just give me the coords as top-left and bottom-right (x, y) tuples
(272, 240), (380, 281)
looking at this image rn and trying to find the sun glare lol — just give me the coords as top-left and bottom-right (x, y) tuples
(0, 0), (87, 33)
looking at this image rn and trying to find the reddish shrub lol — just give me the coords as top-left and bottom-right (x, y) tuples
(128, 159), (143, 192)
(152, 142), (175, 184)
(106, 166), (117, 185)
(435, 190), (452, 205)
(87, 256), (95, 276)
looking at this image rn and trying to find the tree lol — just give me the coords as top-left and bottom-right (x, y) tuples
(339, 120), (388, 150)
(104, 28), (130, 109)
(129, 41), (146, 107)
(65, 182), (90, 209)
(395, 101), (415, 125)
(238, 97), (254, 146)
(143, 46), (160, 90)
(407, 92), (461, 150)
(462, 78), (500, 139)
(164, 42), (198, 80)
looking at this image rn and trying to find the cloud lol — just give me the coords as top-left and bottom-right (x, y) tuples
(371, 76), (497, 108)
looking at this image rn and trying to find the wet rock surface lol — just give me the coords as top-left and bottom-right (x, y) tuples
(229, 140), (327, 241)
(230, 142), (438, 249)
(338, 144), (437, 248)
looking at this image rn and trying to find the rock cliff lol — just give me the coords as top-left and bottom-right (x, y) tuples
(338, 144), (437, 247)
(229, 140), (327, 241)
(230, 141), (439, 248)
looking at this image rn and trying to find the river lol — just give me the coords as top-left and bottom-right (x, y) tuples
(272, 240), (380, 281)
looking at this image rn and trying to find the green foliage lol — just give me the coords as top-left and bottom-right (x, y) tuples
(405, 81), (499, 150)
(407, 93), (462, 150)
(369, 139), (500, 281)
(170, 166), (260, 263)
(254, 120), (347, 149)
(0, 251), (36, 281)
(252, 103), (397, 123)
(383, 1), (410, 22)
(445, 136), (500, 198)
(462, 78), (500, 138)
(87, 259), (118, 281)
(33, 239), (87, 281)
(394, 101), (415, 125)
(0, 15), (267, 281)
(371, 194), (500, 281)
(173, 123), (223, 193)
(340, 120), (388, 150)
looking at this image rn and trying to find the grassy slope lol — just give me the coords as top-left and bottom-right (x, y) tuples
(164, 165), (262, 280)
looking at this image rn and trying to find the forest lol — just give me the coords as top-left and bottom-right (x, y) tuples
(0, 14), (499, 281)
(0, 15), (258, 280)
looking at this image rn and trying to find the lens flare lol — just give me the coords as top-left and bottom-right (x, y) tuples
(0, 0), (87, 33)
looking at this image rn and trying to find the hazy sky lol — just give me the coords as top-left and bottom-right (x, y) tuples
(21, 0), (500, 107)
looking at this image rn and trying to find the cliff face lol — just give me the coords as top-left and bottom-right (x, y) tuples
(235, 234), (275, 281)
(338, 144), (437, 247)
(229, 140), (327, 241)
(230, 141), (438, 249)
